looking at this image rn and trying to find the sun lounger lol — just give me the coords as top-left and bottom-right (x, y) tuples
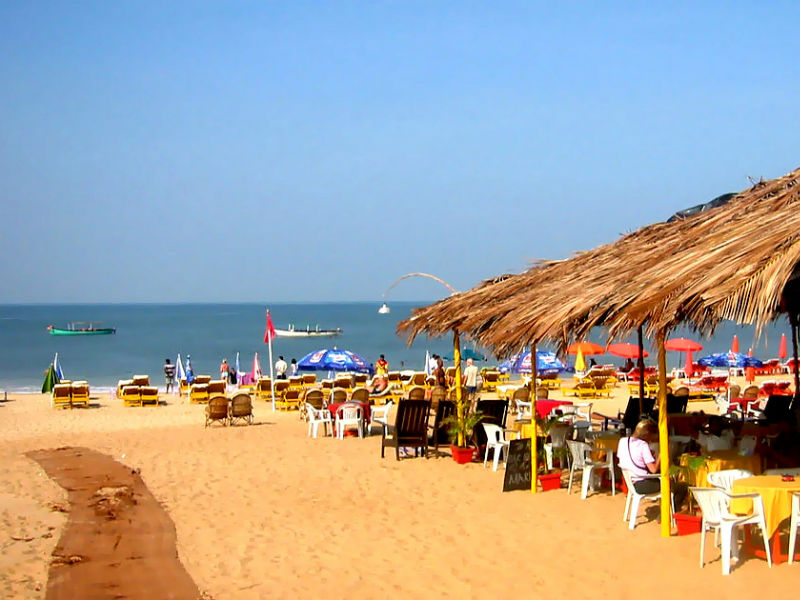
(561, 381), (597, 399)
(278, 388), (302, 411)
(70, 382), (90, 407)
(139, 386), (159, 406)
(194, 375), (212, 385)
(121, 385), (142, 407)
(255, 378), (272, 401)
(482, 370), (500, 392)
(302, 374), (318, 387)
(189, 383), (209, 404)
(207, 379), (226, 397)
(132, 375), (150, 386)
(116, 379), (134, 398)
(52, 383), (72, 409)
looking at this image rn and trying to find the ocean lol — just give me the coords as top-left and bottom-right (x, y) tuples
(0, 302), (792, 393)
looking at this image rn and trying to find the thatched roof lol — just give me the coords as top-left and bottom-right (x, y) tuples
(398, 165), (800, 354)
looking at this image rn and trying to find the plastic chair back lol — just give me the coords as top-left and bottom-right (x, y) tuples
(706, 469), (753, 492)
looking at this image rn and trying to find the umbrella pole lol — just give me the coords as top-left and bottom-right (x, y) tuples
(791, 311), (800, 411)
(656, 329), (671, 538)
(530, 341), (538, 495)
(637, 326), (645, 412)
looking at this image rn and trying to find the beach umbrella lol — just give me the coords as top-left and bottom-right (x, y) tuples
(53, 352), (64, 381)
(444, 348), (486, 361)
(185, 355), (195, 384)
(731, 335), (740, 354)
(235, 352), (241, 378)
(574, 348), (586, 372)
(499, 350), (565, 374)
(685, 351), (695, 378)
(606, 343), (649, 359)
(779, 334), (788, 360)
(567, 341), (605, 355)
(424, 350), (431, 376)
(175, 354), (185, 384)
(297, 348), (373, 374)
(697, 352), (763, 368)
(252, 352), (262, 380)
(664, 338), (703, 352)
(41, 364), (59, 393)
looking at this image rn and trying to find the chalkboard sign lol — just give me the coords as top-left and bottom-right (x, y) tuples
(503, 438), (532, 492)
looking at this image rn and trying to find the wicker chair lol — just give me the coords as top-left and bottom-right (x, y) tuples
(229, 393), (253, 425)
(205, 395), (229, 427)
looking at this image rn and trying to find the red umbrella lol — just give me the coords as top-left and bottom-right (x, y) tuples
(779, 334), (788, 360)
(731, 335), (740, 354)
(606, 343), (649, 359)
(567, 341), (605, 355)
(664, 338), (703, 352)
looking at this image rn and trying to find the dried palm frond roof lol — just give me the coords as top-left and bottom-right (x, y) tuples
(398, 165), (800, 354)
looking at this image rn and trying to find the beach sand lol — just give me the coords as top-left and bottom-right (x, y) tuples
(0, 377), (795, 599)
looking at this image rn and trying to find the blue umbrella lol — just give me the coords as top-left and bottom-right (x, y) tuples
(499, 350), (565, 374)
(697, 352), (763, 369)
(298, 348), (373, 374)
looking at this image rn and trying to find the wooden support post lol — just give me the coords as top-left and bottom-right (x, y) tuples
(637, 325), (645, 411)
(530, 342), (538, 494)
(656, 329), (671, 538)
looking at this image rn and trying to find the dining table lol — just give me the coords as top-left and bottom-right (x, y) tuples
(731, 474), (800, 563)
(679, 450), (762, 487)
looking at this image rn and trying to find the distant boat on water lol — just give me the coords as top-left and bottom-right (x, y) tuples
(47, 322), (116, 336)
(274, 324), (342, 338)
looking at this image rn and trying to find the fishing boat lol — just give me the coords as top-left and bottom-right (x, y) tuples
(274, 324), (342, 338)
(47, 322), (116, 336)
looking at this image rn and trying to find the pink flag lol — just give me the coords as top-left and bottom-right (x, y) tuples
(252, 352), (262, 380)
(264, 310), (276, 344)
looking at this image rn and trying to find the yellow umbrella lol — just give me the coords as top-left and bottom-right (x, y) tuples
(574, 348), (586, 372)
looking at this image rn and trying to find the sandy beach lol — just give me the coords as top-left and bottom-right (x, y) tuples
(1, 377), (796, 599)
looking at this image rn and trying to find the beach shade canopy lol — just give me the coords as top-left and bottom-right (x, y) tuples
(298, 348), (373, 374)
(606, 343), (649, 359)
(663, 338), (703, 352)
(41, 364), (59, 393)
(731, 335), (740, 354)
(567, 341), (605, 355)
(444, 348), (486, 361)
(780, 334), (788, 360)
(697, 352), (763, 369)
(499, 350), (565, 374)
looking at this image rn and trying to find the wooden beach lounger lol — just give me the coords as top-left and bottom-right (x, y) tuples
(189, 383), (209, 404)
(121, 385), (142, 407)
(52, 384), (72, 409)
(381, 399), (431, 460)
(70, 382), (90, 407)
(139, 386), (159, 406)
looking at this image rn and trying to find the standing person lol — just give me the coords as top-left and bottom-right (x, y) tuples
(219, 358), (229, 382)
(275, 356), (288, 379)
(434, 356), (447, 388)
(375, 354), (389, 377)
(290, 358), (299, 377)
(163, 358), (176, 394)
(464, 358), (479, 398)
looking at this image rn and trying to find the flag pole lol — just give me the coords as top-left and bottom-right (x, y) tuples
(267, 309), (276, 412)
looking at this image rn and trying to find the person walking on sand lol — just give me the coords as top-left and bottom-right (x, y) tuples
(434, 356), (446, 388)
(275, 356), (288, 379)
(290, 358), (299, 377)
(375, 354), (389, 377)
(464, 358), (479, 398)
(220, 358), (229, 383)
(163, 358), (176, 394)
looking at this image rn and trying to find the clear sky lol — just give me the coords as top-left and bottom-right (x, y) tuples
(2, 2), (799, 303)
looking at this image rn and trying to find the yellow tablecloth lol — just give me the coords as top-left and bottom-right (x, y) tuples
(731, 475), (800, 536)
(679, 450), (762, 487)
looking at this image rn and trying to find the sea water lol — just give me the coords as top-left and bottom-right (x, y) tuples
(0, 302), (792, 393)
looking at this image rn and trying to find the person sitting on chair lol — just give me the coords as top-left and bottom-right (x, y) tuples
(366, 376), (388, 394)
(617, 420), (687, 508)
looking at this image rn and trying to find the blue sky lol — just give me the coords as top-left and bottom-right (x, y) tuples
(2, 2), (799, 303)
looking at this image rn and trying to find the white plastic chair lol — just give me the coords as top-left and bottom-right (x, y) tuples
(690, 486), (772, 575)
(574, 402), (593, 422)
(515, 399), (532, 420)
(335, 403), (364, 439)
(482, 423), (511, 471)
(789, 492), (800, 564)
(305, 402), (332, 438)
(368, 400), (393, 436)
(566, 440), (605, 499)
(620, 469), (672, 530)
(544, 423), (572, 471)
(705, 469), (753, 492)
